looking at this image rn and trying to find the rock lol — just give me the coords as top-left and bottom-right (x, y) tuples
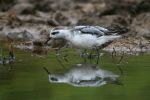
(136, 0), (150, 14)
(78, 3), (95, 14)
(33, 40), (44, 46)
(28, 0), (53, 12)
(131, 13), (150, 39)
(50, 0), (73, 11)
(104, 37), (150, 54)
(0, 0), (16, 11)
(18, 15), (47, 24)
(99, 15), (131, 26)
(32, 40), (48, 56)
(0, 12), (22, 28)
(10, 3), (34, 14)
(75, 2), (108, 17)
(0, 27), (3, 31)
(7, 30), (33, 42)
(47, 19), (59, 26)
(77, 17), (97, 25)
(48, 38), (67, 49)
(77, 15), (131, 27)
(39, 29), (49, 41)
(53, 12), (71, 26)
(0, 0), (150, 42)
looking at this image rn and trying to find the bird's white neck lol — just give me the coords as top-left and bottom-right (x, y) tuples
(62, 31), (74, 42)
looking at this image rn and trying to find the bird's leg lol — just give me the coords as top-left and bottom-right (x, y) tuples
(63, 49), (68, 62)
(96, 47), (100, 65)
(55, 49), (66, 69)
(116, 65), (123, 75)
(56, 55), (66, 69)
(2, 58), (6, 66)
(83, 49), (87, 63)
(111, 47), (117, 61)
(89, 50), (92, 63)
(89, 49), (94, 63)
(55, 48), (61, 57)
(0, 48), (2, 57)
(62, 45), (69, 62)
(8, 52), (15, 70)
(79, 49), (86, 63)
(8, 62), (13, 70)
(117, 51), (125, 64)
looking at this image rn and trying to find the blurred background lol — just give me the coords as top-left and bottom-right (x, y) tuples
(0, 0), (150, 47)
(0, 0), (150, 38)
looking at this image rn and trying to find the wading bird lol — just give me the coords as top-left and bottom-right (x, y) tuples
(47, 25), (128, 64)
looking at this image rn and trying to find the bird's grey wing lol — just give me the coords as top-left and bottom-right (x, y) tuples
(73, 26), (107, 37)
(73, 25), (128, 36)
(104, 25), (129, 35)
(95, 26), (119, 35)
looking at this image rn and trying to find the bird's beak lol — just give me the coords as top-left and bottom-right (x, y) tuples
(43, 67), (50, 74)
(44, 37), (51, 45)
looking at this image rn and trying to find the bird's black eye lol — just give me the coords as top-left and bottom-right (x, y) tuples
(51, 31), (59, 35)
(50, 77), (58, 81)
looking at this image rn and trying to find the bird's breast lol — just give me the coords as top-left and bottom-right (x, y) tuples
(70, 34), (97, 49)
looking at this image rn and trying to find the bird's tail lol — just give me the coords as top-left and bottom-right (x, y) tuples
(98, 35), (121, 48)
(107, 25), (129, 35)
(100, 35), (121, 43)
(104, 77), (123, 85)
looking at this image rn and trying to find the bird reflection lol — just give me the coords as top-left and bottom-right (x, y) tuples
(43, 63), (122, 87)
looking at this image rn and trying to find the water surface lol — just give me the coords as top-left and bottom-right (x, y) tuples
(0, 43), (150, 100)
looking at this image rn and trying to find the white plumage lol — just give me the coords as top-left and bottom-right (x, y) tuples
(49, 26), (127, 49)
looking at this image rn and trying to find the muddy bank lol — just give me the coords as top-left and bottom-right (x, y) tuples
(0, 0), (150, 54)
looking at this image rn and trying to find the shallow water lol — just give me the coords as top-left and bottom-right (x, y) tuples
(0, 43), (150, 100)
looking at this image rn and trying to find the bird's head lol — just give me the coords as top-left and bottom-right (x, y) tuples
(49, 74), (59, 83)
(49, 29), (71, 39)
(43, 67), (59, 83)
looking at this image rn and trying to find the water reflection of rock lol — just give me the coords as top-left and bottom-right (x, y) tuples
(0, 56), (15, 65)
(44, 64), (121, 87)
(0, 51), (15, 70)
